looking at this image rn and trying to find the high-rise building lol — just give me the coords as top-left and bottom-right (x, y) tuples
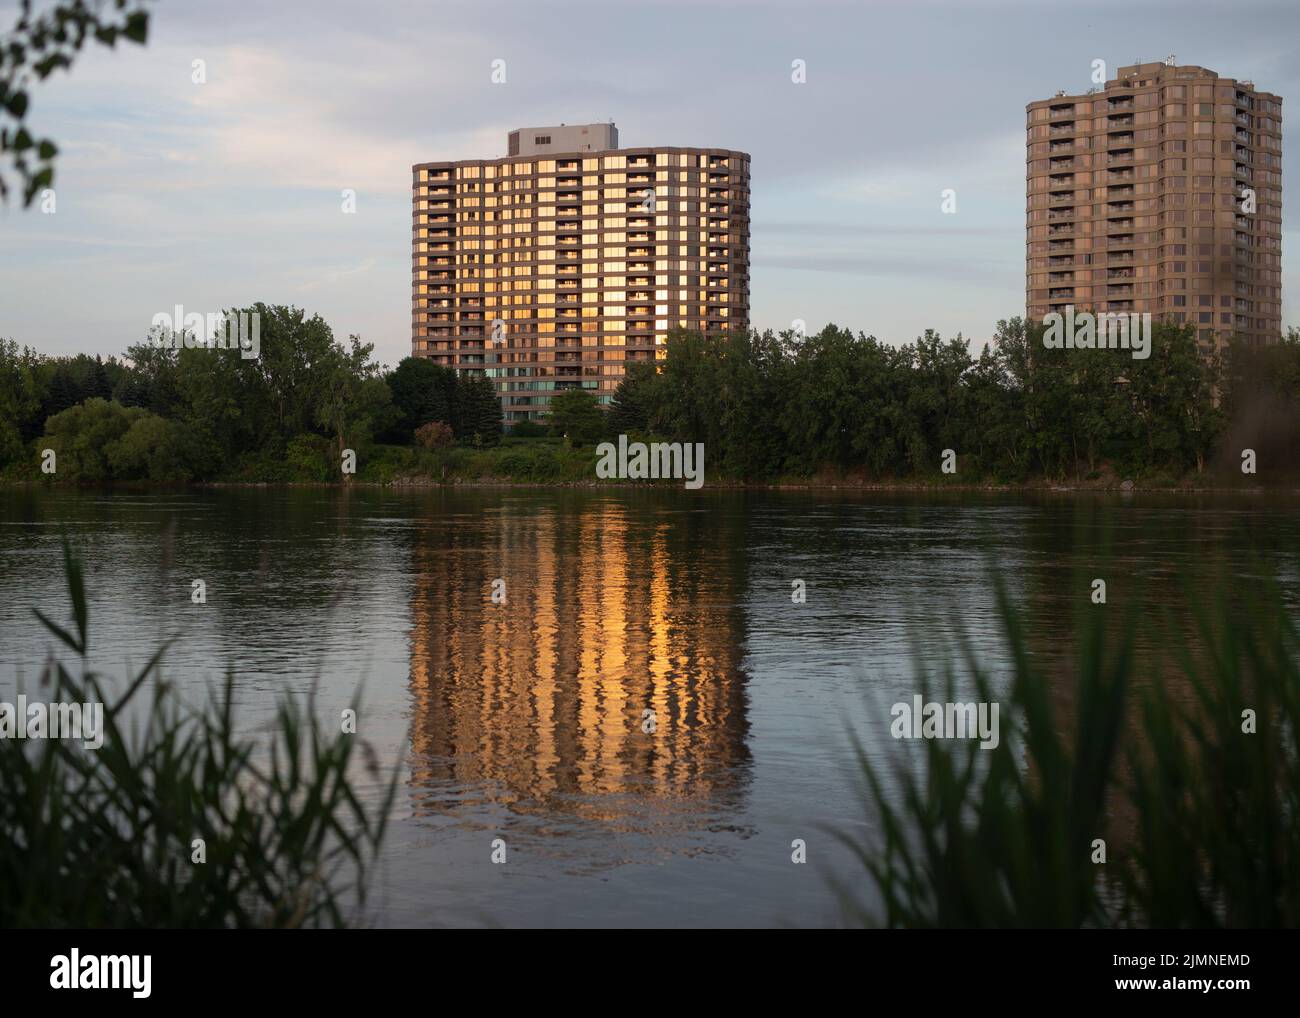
(412, 123), (750, 422)
(1027, 62), (1282, 352)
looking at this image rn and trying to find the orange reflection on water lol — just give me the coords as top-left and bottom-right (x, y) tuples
(407, 499), (751, 831)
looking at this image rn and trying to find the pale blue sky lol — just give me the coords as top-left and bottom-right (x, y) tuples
(1, 0), (1297, 366)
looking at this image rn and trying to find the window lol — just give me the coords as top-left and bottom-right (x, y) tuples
(534, 135), (551, 145)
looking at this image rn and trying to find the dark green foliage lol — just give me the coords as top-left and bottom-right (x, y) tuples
(507, 419), (548, 438)
(88, 353), (111, 400)
(454, 373), (501, 447)
(385, 356), (455, 439)
(5, 314), (1299, 485)
(606, 361), (653, 436)
(0, 338), (44, 456)
(546, 387), (606, 446)
(36, 398), (200, 482)
(2, 305), (410, 482)
(622, 319), (1233, 482)
(0, 543), (396, 927)
(41, 362), (78, 420)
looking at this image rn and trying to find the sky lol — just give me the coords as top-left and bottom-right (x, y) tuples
(1, 0), (1297, 368)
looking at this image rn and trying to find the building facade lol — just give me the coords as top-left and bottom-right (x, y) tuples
(412, 123), (750, 422)
(1027, 62), (1282, 352)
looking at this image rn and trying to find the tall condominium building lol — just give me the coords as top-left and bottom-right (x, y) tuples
(1027, 62), (1282, 352)
(411, 123), (751, 422)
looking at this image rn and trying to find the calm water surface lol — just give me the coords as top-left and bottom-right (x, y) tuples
(2, 487), (1298, 926)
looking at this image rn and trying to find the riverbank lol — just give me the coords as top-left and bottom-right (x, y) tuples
(1, 474), (1284, 495)
(1, 431), (1285, 492)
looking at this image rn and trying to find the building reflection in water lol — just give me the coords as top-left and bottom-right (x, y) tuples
(407, 495), (752, 839)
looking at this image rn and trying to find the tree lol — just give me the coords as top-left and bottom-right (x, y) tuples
(414, 420), (454, 450)
(88, 354), (111, 401)
(41, 362), (78, 420)
(105, 412), (194, 482)
(315, 336), (393, 472)
(41, 397), (137, 481)
(546, 387), (605, 446)
(0, 338), (46, 458)
(386, 356), (455, 439)
(608, 361), (655, 435)
(454, 374), (501, 447)
(121, 338), (181, 417)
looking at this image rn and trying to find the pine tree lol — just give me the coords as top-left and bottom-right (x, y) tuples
(608, 371), (650, 435)
(91, 355), (112, 401)
(471, 374), (502, 446)
(43, 365), (78, 420)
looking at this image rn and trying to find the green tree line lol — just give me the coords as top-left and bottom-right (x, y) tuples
(0, 302), (501, 482)
(593, 318), (1300, 483)
(6, 308), (1300, 484)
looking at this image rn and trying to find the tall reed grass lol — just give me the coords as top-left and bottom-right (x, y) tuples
(842, 574), (1300, 928)
(0, 543), (397, 928)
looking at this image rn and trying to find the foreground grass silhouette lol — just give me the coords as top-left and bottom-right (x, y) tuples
(839, 574), (1300, 928)
(0, 543), (397, 928)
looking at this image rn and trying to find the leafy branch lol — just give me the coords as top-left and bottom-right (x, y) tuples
(0, 0), (150, 206)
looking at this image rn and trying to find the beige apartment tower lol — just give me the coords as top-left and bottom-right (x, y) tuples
(412, 123), (750, 422)
(1027, 62), (1282, 351)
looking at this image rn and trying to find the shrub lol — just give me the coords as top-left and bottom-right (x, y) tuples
(284, 434), (333, 482)
(41, 398), (198, 482)
(507, 419), (548, 438)
(414, 420), (455, 451)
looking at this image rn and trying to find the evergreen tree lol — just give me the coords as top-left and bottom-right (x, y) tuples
(90, 355), (112, 401)
(386, 357), (455, 438)
(43, 364), (79, 420)
(608, 363), (652, 435)
(451, 373), (501, 446)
